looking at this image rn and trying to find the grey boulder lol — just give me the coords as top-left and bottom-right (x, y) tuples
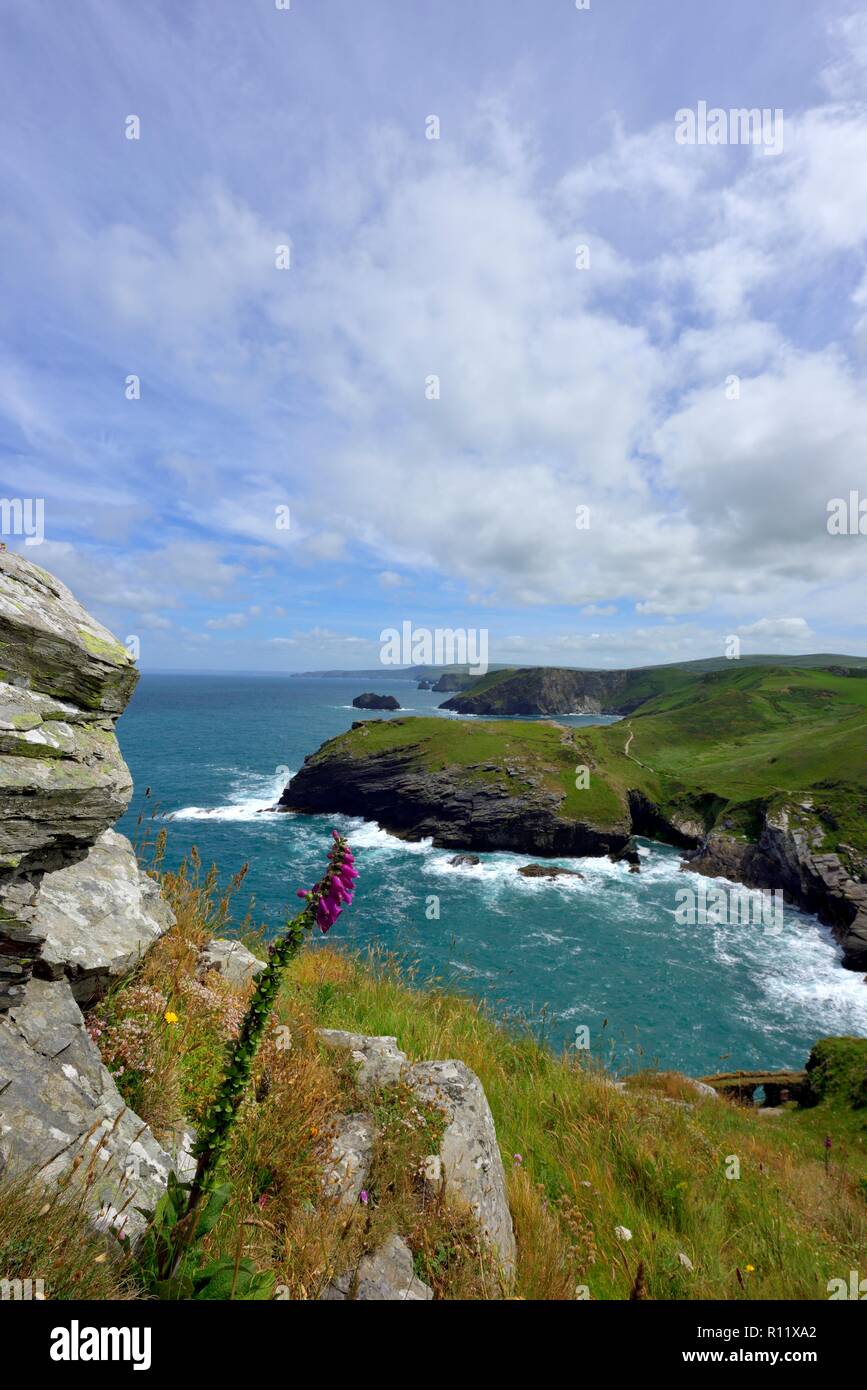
(317, 1029), (409, 1090)
(33, 829), (175, 1004)
(198, 938), (265, 987)
(321, 1113), (375, 1206)
(322, 1233), (433, 1301)
(410, 1059), (516, 1274)
(0, 976), (173, 1246)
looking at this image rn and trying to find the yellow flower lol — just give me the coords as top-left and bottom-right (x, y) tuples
(164, 1011), (179, 1025)
(745, 1264), (755, 1273)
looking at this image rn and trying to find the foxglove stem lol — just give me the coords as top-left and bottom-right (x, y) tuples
(160, 833), (355, 1280)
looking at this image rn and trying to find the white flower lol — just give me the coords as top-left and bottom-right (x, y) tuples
(614, 1225), (632, 1241)
(677, 1251), (694, 1272)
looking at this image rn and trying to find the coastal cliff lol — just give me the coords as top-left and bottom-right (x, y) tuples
(684, 803), (867, 971)
(278, 670), (867, 973)
(278, 717), (685, 858)
(439, 664), (699, 716)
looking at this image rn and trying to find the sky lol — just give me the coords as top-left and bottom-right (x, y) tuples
(1, 0), (866, 672)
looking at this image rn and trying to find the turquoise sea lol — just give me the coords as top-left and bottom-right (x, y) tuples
(117, 675), (867, 1076)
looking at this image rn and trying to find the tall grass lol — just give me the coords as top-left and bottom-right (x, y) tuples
(288, 945), (867, 1299)
(2, 845), (864, 1299)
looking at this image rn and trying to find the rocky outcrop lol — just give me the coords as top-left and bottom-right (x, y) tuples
(352, 693), (401, 711)
(33, 829), (173, 1004)
(318, 1029), (409, 1091)
(518, 863), (583, 880)
(409, 1059), (516, 1275)
(0, 552), (177, 1243)
(316, 1030), (516, 1276)
(440, 667), (622, 715)
(684, 802), (867, 972)
(321, 1113), (375, 1207)
(432, 672), (478, 693)
(0, 976), (173, 1245)
(322, 1233), (433, 1301)
(198, 937), (265, 988)
(279, 731), (632, 859)
(0, 552), (138, 1008)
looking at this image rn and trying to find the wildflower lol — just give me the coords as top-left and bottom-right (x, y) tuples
(614, 1225), (633, 1242)
(173, 831), (357, 1282)
(311, 838), (357, 935)
(359, 1190), (369, 1206)
(745, 1264), (755, 1273)
(513, 1153), (523, 1166)
(164, 1011), (179, 1025)
(257, 1193), (270, 1211)
(677, 1251), (694, 1272)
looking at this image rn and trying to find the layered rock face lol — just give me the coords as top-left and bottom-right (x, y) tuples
(684, 803), (867, 972)
(279, 741), (632, 858)
(0, 552), (175, 1239)
(0, 552), (139, 1007)
(441, 666), (635, 716)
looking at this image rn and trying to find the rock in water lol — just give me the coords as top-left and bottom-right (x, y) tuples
(449, 853), (480, 868)
(518, 863), (583, 880)
(609, 838), (642, 872)
(352, 692), (401, 710)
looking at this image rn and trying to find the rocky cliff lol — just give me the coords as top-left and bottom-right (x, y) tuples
(0, 552), (176, 1242)
(279, 713), (867, 975)
(684, 802), (867, 972)
(441, 666), (645, 716)
(278, 721), (638, 857)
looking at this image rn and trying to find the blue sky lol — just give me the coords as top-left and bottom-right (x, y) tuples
(1, 0), (866, 670)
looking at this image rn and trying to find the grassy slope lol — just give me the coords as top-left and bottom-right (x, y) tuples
(332, 666), (867, 852)
(3, 852), (864, 1300)
(596, 666), (867, 851)
(445, 654), (867, 712)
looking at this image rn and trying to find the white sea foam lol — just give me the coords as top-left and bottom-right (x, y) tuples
(170, 768), (292, 821)
(334, 817), (434, 854)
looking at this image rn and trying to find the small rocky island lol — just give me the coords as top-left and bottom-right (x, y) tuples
(352, 692), (401, 711)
